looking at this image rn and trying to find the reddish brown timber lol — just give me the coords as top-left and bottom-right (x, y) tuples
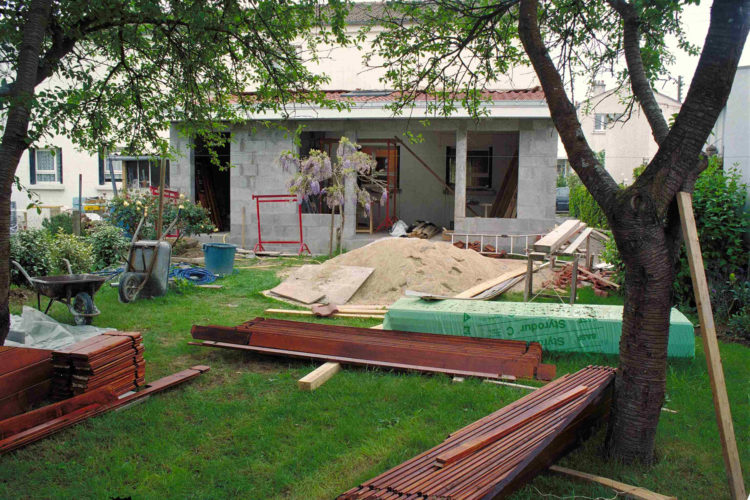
(0, 359), (54, 400)
(338, 366), (615, 499)
(0, 347), (52, 377)
(190, 317), (553, 380)
(0, 366), (209, 455)
(0, 379), (52, 421)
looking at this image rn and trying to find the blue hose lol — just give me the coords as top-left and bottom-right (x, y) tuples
(169, 266), (217, 285)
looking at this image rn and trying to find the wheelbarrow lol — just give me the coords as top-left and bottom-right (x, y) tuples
(12, 259), (106, 325)
(118, 210), (180, 303)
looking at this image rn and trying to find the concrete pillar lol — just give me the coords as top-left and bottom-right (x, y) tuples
(454, 125), (468, 220)
(343, 130), (357, 239)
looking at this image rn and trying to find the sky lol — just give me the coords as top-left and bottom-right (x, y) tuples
(662, 2), (750, 101)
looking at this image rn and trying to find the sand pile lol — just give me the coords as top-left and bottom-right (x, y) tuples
(326, 238), (526, 305)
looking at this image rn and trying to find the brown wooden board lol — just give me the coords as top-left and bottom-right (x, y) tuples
(0, 379), (52, 421)
(0, 359), (54, 400)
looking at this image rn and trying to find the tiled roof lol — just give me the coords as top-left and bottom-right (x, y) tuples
(344, 2), (390, 24)
(273, 88), (546, 103)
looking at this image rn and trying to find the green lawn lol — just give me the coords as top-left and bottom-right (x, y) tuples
(2, 260), (748, 499)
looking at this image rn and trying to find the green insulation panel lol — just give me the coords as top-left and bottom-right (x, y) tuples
(383, 297), (695, 358)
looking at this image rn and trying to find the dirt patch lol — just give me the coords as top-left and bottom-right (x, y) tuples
(323, 238), (526, 305)
(9, 288), (33, 305)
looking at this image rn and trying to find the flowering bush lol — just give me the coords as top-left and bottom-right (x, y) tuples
(106, 191), (215, 241)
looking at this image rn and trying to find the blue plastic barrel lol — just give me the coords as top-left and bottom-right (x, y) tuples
(202, 243), (237, 276)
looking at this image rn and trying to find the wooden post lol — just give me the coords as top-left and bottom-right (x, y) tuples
(523, 255), (533, 302)
(585, 235), (592, 269)
(241, 206), (246, 249)
(454, 126), (468, 221)
(156, 157), (167, 239)
(569, 257), (578, 305)
(677, 191), (745, 499)
(77, 173), (82, 234)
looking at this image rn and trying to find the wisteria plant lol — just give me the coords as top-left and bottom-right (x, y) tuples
(280, 137), (388, 254)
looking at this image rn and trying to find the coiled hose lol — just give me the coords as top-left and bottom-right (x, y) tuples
(169, 266), (217, 285)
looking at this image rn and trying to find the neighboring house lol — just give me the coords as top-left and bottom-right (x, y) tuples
(168, 5), (559, 254)
(575, 82), (682, 185)
(11, 132), (170, 230)
(712, 65), (750, 202)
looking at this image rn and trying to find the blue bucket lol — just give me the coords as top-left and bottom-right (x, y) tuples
(202, 243), (237, 276)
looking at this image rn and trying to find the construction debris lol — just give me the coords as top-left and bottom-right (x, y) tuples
(542, 263), (619, 294)
(339, 366), (615, 499)
(0, 366), (209, 455)
(270, 265), (374, 305)
(51, 332), (145, 400)
(407, 220), (441, 239)
(190, 317), (556, 381)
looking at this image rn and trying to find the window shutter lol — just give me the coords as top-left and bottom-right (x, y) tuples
(29, 149), (36, 184)
(56, 148), (63, 183)
(98, 153), (104, 185)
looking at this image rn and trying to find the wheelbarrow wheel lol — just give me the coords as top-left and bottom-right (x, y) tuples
(119, 272), (143, 303)
(73, 292), (94, 325)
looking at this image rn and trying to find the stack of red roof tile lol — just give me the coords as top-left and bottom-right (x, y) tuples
(51, 332), (144, 400)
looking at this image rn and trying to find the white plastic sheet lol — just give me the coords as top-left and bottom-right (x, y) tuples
(6, 306), (115, 350)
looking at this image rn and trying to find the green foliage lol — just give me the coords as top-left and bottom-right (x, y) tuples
(106, 192), (215, 241)
(9, 229), (54, 285)
(567, 173), (609, 229)
(674, 159), (749, 306)
(556, 172), (567, 187)
(87, 223), (129, 270)
(600, 236), (624, 287)
(50, 230), (95, 274)
(42, 212), (74, 236)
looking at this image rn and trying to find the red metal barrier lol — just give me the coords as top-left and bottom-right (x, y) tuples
(251, 194), (311, 255)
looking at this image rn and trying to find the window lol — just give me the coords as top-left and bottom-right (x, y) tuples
(594, 113), (623, 131)
(557, 159), (570, 177)
(124, 158), (169, 189)
(30, 148), (62, 184)
(446, 147), (492, 190)
(104, 159), (123, 183)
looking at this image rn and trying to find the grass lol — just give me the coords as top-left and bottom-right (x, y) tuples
(2, 261), (748, 499)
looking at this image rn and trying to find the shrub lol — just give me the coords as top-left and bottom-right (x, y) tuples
(42, 212), (74, 235)
(9, 229), (54, 285)
(599, 235), (624, 286)
(674, 159), (749, 306)
(106, 191), (215, 241)
(88, 223), (129, 270)
(567, 173), (609, 229)
(51, 230), (95, 274)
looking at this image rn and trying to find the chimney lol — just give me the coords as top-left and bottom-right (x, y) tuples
(591, 80), (606, 96)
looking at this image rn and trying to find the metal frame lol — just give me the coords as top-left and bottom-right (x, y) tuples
(252, 194), (311, 255)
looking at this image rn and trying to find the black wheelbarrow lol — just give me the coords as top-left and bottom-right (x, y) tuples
(12, 259), (107, 325)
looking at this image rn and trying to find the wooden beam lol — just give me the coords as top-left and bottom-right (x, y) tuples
(577, 267), (620, 289)
(156, 157), (167, 239)
(677, 192), (746, 499)
(455, 268), (527, 299)
(298, 362), (341, 391)
(534, 220), (585, 254)
(562, 227), (593, 255)
(264, 308), (385, 319)
(548, 466), (676, 500)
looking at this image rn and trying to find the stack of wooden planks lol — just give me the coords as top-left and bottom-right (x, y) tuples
(190, 317), (555, 380)
(0, 365), (209, 455)
(339, 365), (616, 499)
(0, 347), (53, 420)
(51, 332), (145, 400)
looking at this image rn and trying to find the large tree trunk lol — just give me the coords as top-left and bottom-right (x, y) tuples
(0, 0), (53, 345)
(605, 201), (677, 461)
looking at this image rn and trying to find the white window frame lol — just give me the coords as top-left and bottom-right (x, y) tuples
(104, 159), (123, 183)
(35, 148), (61, 183)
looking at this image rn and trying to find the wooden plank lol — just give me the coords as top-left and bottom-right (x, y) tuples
(297, 362), (341, 391)
(534, 220), (585, 254)
(454, 267), (527, 299)
(677, 192), (746, 499)
(589, 229), (610, 242)
(548, 465), (676, 500)
(270, 265), (374, 305)
(434, 385), (588, 467)
(562, 227), (593, 255)
(264, 309), (385, 319)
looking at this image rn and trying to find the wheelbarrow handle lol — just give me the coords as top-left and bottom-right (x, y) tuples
(61, 258), (73, 275)
(161, 208), (181, 242)
(11, 260), (34, 287)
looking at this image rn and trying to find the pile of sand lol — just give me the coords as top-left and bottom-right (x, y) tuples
(325, 238), (526, 305)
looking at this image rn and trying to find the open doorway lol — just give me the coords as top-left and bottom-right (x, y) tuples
(194, 133), (230, 231)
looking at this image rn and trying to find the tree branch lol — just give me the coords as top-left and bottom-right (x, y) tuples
(518, 0), (620, 215)
(606, 0), (669, 144)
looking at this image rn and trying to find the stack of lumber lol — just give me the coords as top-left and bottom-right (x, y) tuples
(0, 365), (209, 455)
(51, 332), (144, 400)
(190, 317), (555, 380)
(408, 221), (441, 239)
(339, 365), (616, 499)
(0, 347), (53, 420)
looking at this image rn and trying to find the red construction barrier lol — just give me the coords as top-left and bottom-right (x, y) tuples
(252, 194), (311, 255)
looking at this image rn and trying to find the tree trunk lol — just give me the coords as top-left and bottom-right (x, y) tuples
(605, 203), (677, 462)
(0, 0), (53, 345)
